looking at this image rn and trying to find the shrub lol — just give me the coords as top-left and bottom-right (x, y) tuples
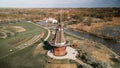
(110, 57), (120, 63)
(91, 61), (111, 68)
(81, 52), (97, 64)
(82, 63), (93, 68)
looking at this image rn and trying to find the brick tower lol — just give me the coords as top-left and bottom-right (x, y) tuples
(50, 23), (69, 56)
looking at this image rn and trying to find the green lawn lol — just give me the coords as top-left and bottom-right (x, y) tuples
(0, 22), (46, 57)
(0, 43), (75, 68)
(0, 40), (73, 68)
(0, 28), (75, 68)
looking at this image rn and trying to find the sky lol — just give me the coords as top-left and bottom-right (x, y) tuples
(0, 0), (120, 8)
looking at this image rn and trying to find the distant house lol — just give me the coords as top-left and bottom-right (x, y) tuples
(27, 21), (31, 22)
(44, 17), (58, 23)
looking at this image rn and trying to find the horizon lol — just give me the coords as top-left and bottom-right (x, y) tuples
(0, 0), (120, 8)
(0, 6), (120, 9)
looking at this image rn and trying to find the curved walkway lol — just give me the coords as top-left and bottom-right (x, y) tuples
(33, 23), (51, 55)
(29, 22), (51, 41)
(75, 58), (84, 65)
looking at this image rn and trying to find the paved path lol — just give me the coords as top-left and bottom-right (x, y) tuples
(29, 22), (51, 41)
(75, 58), (84, 65)
(33, 23), (51, 55)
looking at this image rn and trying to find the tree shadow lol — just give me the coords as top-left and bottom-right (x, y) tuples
(42, 40), (53, 50)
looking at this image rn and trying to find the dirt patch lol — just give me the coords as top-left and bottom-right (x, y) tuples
(66, 35), (115, 65)
(6, 26), (26, 32)
(92, 50), (114, 64)
(69, 23), (91, 32)
(45, 64), (77, 68)
(78, 39), (99, 52)
(77, 39), (114, 64)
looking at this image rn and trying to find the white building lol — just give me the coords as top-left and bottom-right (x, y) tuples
(44, 17), (58, 23)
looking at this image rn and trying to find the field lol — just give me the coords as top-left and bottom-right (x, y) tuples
(0, 22), (46, 58)
(0, 42), (76, 68)
(65, 33), (120, 68)
(0, 31), (119, 68)
(0, 8), (120, 68)
(0, 37), (75, 68)
(0, 21), (76, 68)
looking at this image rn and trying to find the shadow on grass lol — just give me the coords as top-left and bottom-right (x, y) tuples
(41, 38), (53, 50)
(0, 61), (12, 68)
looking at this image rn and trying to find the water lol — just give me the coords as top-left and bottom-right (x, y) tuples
(95, 26), (120, 39)
(65, 29), (120, 55)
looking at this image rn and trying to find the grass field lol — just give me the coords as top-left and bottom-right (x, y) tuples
(0, 22), (46, 57)
(0, 39), (73, 68)
(0, 23), (119, 68)
(0, 26), (77, 68)
(0, 42), (76, 68)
